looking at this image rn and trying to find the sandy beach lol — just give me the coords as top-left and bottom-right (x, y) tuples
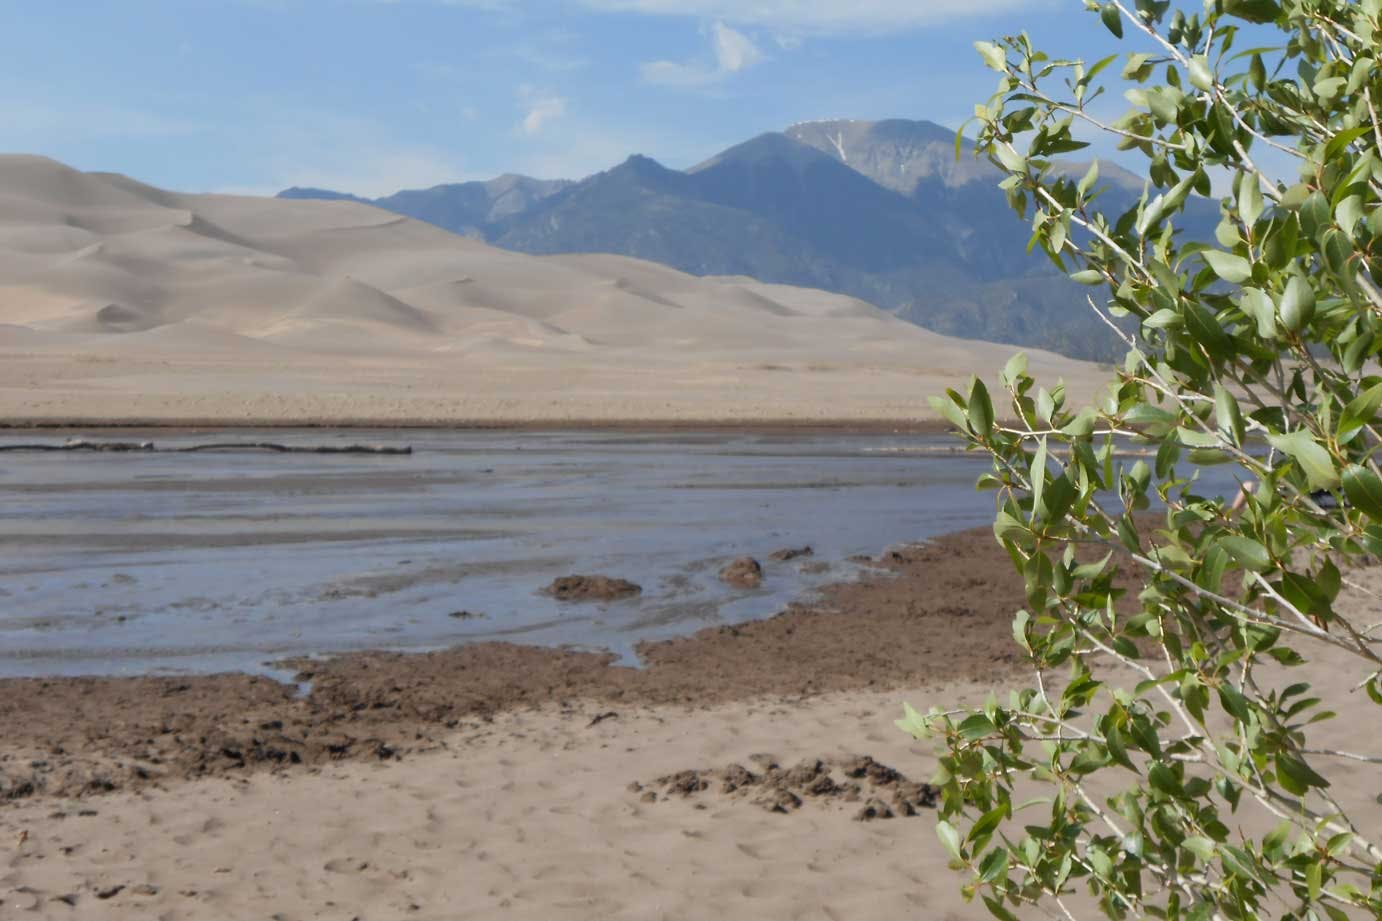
(3, 527), (1378, 919)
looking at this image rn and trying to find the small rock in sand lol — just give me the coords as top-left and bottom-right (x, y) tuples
(769, 546), (814, 562)
(719, 557), (764, 589)
(542, 575), (642, 602)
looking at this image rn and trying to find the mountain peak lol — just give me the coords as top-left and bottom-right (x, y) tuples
(785, 118), (992, 195)
(688, 132), (837, 176)
(278, 187), (369, 203)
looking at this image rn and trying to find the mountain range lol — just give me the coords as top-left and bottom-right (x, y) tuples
(280, 119), (1164, 360)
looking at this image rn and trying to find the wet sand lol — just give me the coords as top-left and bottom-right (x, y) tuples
(0, 430), (1008, 677)
(0, 528), (1027, 801)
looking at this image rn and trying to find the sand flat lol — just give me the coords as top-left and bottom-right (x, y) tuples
(0, 156), (1106, 425)
(0, 689), (982, 921)
(1, 530), (1377, 919)
(2, 646), (1377, 920)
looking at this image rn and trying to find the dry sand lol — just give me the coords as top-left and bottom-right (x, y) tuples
(1, 530), (1378, 920)
(0, 156), (1106, 425)
(0, 689), (991, 921)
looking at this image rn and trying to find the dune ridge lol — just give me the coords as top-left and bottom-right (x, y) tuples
(0, 155), (1106, 424)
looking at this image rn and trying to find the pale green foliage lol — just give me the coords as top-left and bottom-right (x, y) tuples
(908, 2), (1382, 919)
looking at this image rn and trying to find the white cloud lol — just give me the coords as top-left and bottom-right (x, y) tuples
(581, 0), (1034, 33)
(642, 22), (763, 87)
(517, 87), (568, 135)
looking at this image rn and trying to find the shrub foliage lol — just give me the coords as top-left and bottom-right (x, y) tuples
(904, 2), (1382, 918)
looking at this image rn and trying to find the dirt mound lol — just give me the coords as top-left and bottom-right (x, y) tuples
(542, 575), (642, 602)
(630, 753), (937, 820)
(719, 557), (764, 588)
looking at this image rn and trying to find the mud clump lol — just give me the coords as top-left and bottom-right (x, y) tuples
(769, 546), (814, 562)
(638, 753), (936, 819)
(855, 798), (895, 822)
(840, 755), (901, 787)
(658, 770), (711, 797)
(542, 575), (642, 602)
(719, 557), (764, 589)
(720, 763), (757, 793)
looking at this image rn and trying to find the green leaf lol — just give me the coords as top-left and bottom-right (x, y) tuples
(937, 820), (963, 861)
(1338, 382), (1382, 444)
(995, 144), (1027, 173)
(1030, 437), (1048, 520)
(959, 713), (997, 740)
(977, 847), (1009, 884)
(1078, 160), (1099, 198)
(1237, 173), (1265, 227)
(1100, 2), (1123, 38)
(1279, 276), (1316, 332)
(1071, 269), (1105, 285)
(1202, 250), (1253, 284)
(1267, 431), (1339, 490)
(1183, 836), (1216, 861)
(1215, 386), (1245, 446)
(1240, 287), (1278, 339)
(968, 805), (1007, 845)
(1144, 308), (1182, 329)
(983, 896), (1020, 921)
(1188, 55), (1215, 92)
(1219, 536), (1272, 572)
(975, 41), (1007, 72)
(968, 378), (995, 434)
(1276, 753), (1330, 795)
(1343, 465), (1382, 520)
(1001, 352), (1028, 388)
(1012, 610), (1031, 653)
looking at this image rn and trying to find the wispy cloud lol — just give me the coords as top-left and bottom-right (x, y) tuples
(517, 86), (568, 136)
(581, 0), (1035, 33)
(642, 22), (763, 87)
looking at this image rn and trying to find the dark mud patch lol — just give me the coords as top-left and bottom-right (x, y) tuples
(719, 557), (763, 589)
(542, 575), (642, 602)
(630, 754), (937, 820)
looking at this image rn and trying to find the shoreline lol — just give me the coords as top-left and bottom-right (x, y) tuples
(0, 526), (1032, 803)
(0, 418), (960, 435)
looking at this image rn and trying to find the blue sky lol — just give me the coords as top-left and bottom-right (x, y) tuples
(1, 1), (1157, 196)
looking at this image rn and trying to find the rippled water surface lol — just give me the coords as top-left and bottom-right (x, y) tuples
(0, 429), (1238, 678)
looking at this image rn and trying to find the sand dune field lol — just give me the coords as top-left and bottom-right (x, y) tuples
(0, 156), (1105, 425)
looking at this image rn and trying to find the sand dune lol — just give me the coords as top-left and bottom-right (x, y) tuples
(0, 155), (1107, 424)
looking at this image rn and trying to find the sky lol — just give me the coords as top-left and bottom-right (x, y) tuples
(0, 1), (1202, 197)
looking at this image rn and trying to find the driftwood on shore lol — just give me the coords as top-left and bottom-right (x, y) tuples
(0, 439), (412, 455)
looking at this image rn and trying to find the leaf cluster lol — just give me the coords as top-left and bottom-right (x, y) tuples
(917, 2), (1382, 919)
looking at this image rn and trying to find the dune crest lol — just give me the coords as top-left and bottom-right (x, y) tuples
(0, 155), (1106, 424)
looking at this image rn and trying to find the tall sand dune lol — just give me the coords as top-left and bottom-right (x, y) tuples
(0, 155), (1108, 424)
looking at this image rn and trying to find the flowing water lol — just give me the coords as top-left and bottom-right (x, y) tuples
(0, 429), (1240, 678)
